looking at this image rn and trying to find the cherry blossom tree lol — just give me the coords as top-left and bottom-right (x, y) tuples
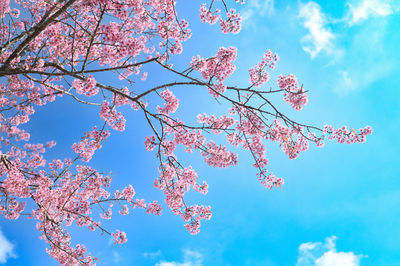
(0, 0), (372, 264)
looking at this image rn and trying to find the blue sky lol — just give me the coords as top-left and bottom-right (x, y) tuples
(1, 0), (400, 265)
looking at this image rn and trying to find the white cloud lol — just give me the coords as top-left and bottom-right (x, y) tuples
(315, 250), (362, 266)
(155, 249), (203, 266)
(296, 236), (365, 266)
(0, 229), (16, 264)
(144, 250), (162, 259)
(338, 71), (354, 92)
(347, 0), (393, 25)
(241, 0), (274, 24)
(298, 2), (336, 58)
(112, 251), (121, 263)
(335, 59), (395, 94)
(335, 19), (395, 94)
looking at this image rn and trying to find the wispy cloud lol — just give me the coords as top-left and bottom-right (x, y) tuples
(298, 2), (336, 58)
(337, 70), (355, 93)
(0, 229), (16, 264)
(155, 249), (203, 266)
(347, 0), (393, 25)
(143, 250), (162, 259)
(334, 15), (396, 94)
(112, 251), (121, 263)
(296, 236), (365, 266)
(335, 62), (395, 94)
(241, 0), (274, 24)
(295, 0), (399, 93)
(335, 59), (394, 94)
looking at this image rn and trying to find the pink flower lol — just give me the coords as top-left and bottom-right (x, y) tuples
(278, 75), (309, 111)
(100, 101), (126, 131)
(219, 9), (242, 34)
(146, 201), (162, 215)
(249, 50), (279, 87)
(200, 4), (220, 25)
(0, 0), (9, 18)
(112, 230), (127, 244)
(157, 89), (179, 115)
(73, 76), (98, 96)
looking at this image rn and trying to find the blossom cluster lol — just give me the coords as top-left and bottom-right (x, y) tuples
(200, 3), (220, 25)
(191, 47), (237, 84)
(157, 89), (179, 115)
(190, 47), (237, 97)
(278, 74), (309, 111)
(100, 101), (126, 131)
(197, 113), (236, 134)
(0, 0), (372, 264)
(220, 9), (242, 34)
(72, 76), (98, 96)
(200, 2), (244, 34)
(324, 125), (373, 144)
(249, 50), (279, 87)
(72, 127), (110, 162)
(153, 163), (211, 234)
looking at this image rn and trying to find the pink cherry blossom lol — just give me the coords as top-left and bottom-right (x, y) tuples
(0, 0), (372, 264)
(157, 89), (179, 115)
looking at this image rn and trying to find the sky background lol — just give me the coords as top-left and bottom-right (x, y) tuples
(1, 0), (400, 265)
